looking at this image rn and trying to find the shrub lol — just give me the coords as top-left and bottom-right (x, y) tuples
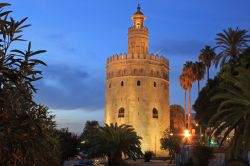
(144, 151), (154, 162)
(192, 145), (214, 166)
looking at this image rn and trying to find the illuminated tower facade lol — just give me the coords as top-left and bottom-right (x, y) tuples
(104, 5), (170, 156)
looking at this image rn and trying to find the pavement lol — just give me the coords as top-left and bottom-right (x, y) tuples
(125, 159), (175, 166)
(64, 159), (175, 166)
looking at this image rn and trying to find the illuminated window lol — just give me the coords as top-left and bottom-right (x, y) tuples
(118, 107), (125, 118)
(137, 80), (141, 86)
(153, 108), (158, 119)
(136, 22), (141, 28)
(154, 81), (156, 87)
(121, 81), (124, 86)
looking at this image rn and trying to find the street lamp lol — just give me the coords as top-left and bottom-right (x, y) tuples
(184, 129), (191, 138)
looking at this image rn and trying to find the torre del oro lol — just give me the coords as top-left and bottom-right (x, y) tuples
(104, 5), (170, 156)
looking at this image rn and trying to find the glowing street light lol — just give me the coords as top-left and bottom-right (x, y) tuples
(184, 129), (191, 138)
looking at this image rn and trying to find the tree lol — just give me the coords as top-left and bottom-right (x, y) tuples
(88, 123), (143, 166)
(193, 76), (222, 144)
(0, 92), (60, 166)
(182, 61), (195, 132)
(0, 3), (59, 165)
(179, 74), (188, 128)
(160, 128), (181, 164)
(56, 128), (80, 163)
(194, 48), (250, 162)
(209, 66), (250, 162)
(80, 121), (100, 154)
(199, 46), (216, 80)
(193, 61), (205, 93)
(215, 27), (250, 68)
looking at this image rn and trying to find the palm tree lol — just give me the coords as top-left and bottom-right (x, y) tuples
(215, 27), (250, 67)
(88, 123), (143, 166)
(209, 67), (250, 160)
(199, 46), (216, 80)
(179, 74), (188, 128)
(181, 61), (195, 132)
(193, 61), (205, 93)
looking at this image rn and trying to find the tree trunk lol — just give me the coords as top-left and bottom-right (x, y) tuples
(14, 158), (17, 166)
(188, 88), (192, 133)
(207, 67), (210, 81)
(198, 80), (200, 94)
(184, 90), (187, 129)
(108, 153), (122, 166)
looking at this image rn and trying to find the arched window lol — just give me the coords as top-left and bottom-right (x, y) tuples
(136, 22), (141, 28)
(118, 107), (125, 118)
(121, 81), (124, 86)
(154, 81), (156, 87)
(137, 80), (141, 86)
(109, 83), (111, 88)
(152, 108), (158, 119)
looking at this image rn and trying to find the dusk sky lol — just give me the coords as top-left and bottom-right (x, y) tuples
(7, 0), (250, 133)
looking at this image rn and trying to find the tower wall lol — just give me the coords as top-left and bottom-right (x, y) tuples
(105, 53), (170, 156)
(128, 27), (149, 54)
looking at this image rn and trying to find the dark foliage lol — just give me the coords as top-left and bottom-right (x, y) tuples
(80, 121), (100, 155)
(160, 129), (181, 163)
(144, 151), (154, 162)
(88, 123), (143, 166)
(56, 128), (80, 163)
(193, 76), (222, 127)
(192, 145), (214, 166)
(0, 3), (59, 165)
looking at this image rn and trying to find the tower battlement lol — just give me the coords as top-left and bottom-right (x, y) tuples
(107, 53), (169, 66)
(128, 26), (148, 32)
(106, 53), (169, 81)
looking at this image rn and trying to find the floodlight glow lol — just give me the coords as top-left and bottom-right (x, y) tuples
(184, 130), (191, 138)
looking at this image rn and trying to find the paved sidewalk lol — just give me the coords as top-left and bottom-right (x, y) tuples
(64, 159), (175, 166)
(125, 159), (175, 166)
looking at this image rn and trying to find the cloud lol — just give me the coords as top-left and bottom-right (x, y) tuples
(47, 33), (64, 40)
(153, 39), (208, 56)
(46, 33), (77, 54)
(60, 44), (76, 54)
(34, 63), (105, 111)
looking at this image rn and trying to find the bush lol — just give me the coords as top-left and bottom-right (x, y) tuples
(144, 151), (154, 162)
(192, 145), (214, 166)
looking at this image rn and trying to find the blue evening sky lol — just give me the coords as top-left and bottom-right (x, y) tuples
(6, 0), (250, 133)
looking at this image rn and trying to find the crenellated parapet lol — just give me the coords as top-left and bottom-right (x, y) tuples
(107, 53), (169, 66)
(106, 53), (169, 81)
(128, 26), (148, 32)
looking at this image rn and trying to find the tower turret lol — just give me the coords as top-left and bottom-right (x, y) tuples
(128, 5), (148, 54)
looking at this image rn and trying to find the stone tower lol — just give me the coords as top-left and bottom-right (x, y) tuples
(105, 5), (170, 156)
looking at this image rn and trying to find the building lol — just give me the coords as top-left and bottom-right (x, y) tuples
(104, 5), (170, 156)
(170, 104), (185, 132)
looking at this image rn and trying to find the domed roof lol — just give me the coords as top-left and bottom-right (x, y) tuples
(134, 4), (144, 15)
